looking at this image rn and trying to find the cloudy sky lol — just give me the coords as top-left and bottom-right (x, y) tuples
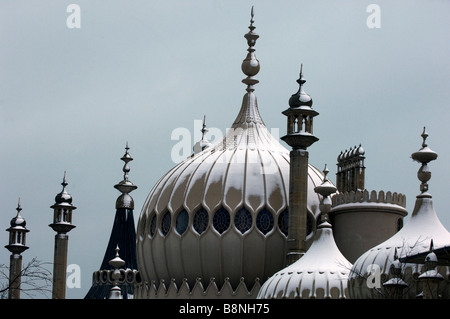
(1, 1), (449, 299)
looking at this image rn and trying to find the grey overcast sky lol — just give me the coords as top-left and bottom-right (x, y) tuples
(1, 0), (449, 299)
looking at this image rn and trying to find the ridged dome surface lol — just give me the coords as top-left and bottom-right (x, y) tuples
(257, 221), (352, 299)
(136, 90), (325, 289)
(348, 195), (450, 298)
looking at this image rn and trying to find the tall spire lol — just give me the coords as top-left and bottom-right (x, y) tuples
(233, 6), (264, 127)
(85, 143), (139, 299)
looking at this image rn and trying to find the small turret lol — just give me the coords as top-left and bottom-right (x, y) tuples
(5, 199), (30, 299)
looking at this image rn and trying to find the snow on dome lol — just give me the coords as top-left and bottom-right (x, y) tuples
(258, 166), (352, 299)
(348, 128), (450, 299)
(257, 221), (352, 299)
(136, 92), (325, 290)
(136, 9), (327, 292)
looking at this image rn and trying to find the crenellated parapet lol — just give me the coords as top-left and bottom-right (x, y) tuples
(134, 277), (261, 299)
(332, 190), (406, 208)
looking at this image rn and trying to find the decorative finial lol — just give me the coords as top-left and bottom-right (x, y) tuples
(201, 115), (208, 140)
(16, 197), (22, 214)
(108, 244), (125, 299)
(411, 127), (438, 196)
(62, 171), (68, 188)
(193, 115), (212, 154)
(241, 6), (260, 91)
(114, 143), (137, 209)
(314, 164), (337, 226)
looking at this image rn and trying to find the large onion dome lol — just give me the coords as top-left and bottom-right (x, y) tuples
(258, 166), (352, 299)
(348, 128), (450, 299)
(136, 9), (325, 291)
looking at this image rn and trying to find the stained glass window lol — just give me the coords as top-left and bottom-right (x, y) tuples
(234, 208), (252, 234)
(256, 209), (274, 235)
(213, 207), (231, 234)
(193, 207), (209, 235)
(176, 209), (189, 235)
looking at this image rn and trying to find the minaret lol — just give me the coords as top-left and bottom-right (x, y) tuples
(281, 65), (319, 265)
(84, 143), (139, 299)
(49, 172), (76, 299)
(5, 199), (30, 299)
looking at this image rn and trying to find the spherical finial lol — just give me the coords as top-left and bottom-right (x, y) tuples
(242, 6), (260, 87)
(411, 127), (438, 195)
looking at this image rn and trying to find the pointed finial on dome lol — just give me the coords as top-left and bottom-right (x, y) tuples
(289, 64), (313, 108)
(241, 6), (260, 91)
(411, 127), (438, 196)
(114, 143), (137, 209)
(16, 197), (22, 215)
(314, 164), (337, 227)
(194, 115), (212, 154)
(201, 115), (208, 140)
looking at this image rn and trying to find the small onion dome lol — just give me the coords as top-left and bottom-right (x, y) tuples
(257, 220), (352, 299)
(10, 199), (26, 228)
(258, 165), (352, 299)
(356, 144), (365, 156)
(288, 65), (313, 108)
(54, 172), (73, 205)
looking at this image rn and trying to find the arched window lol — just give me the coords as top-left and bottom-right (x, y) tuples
(213, 207), (231, 234)
(161, 211), (171, 236)
(256, 209), (274, 235)
(176, 209), (189, 235)
(149, 213), (157, 237)
(193, 207), (209, 235)
(234, 208), (252, 234)
(278, 210), (288, 237)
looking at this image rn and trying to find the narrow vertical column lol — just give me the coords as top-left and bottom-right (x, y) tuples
(286, 148), (309, 263)
(5, 199), (29, 299)
(49, 173), (76, 299)
(281, 66), (319, 265)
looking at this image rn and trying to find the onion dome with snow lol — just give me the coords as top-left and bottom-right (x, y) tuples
(257, 165), (352, 299)
(136, 8), (326, 292)
(348, 127), (450, 299)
